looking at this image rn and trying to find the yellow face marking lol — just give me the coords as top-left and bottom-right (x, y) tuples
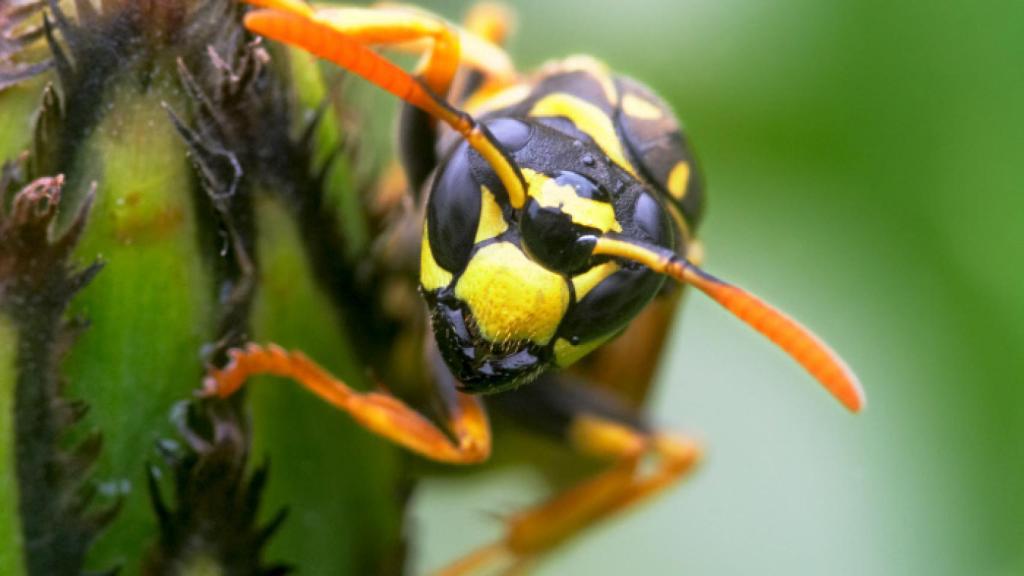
(667, 161), (691, 200)
(553, 334), (613, 367)
(541, 55), (619, 105)
(571, 260), (619, 301)
(523, 169), (622, 234)
(530, 94), (637, 178)
(474, 185), (508, 243)
(622, 93), (664, 120)
(419, 222), (453, 291)
(464, 83), (532, 117)
(455, 242), (569, 346)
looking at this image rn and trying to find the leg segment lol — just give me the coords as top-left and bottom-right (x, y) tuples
(501, 421), (698, 552)
(243, 0), (516, 95)
(202, 343), (490, 464)
(463, 2), (516, 47)
(434, 378), (702, 575)
(290, 5), (462, 97)
(243, 0), (529, 208)
(295, 3), (517, 191)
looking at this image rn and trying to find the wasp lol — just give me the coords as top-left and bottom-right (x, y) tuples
(204, 1), (866, 573)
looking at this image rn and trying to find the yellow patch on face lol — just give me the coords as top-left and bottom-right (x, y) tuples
(455, 242), (569, 346)
(622, 93), (664, 120)
(553, 334), (613, 367)
(420, 222), (453, 291)
(523, 168), (622, 234)
(529, 94), (638, 178)
(667, 161), (691, 200)
(464, 83), (532, 117)
(474, 185), (508, 243)
(571, 260), (619, 300)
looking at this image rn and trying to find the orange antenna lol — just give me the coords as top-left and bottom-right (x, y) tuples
(593, 236), (865, 412)
(241, 1), (528, 209)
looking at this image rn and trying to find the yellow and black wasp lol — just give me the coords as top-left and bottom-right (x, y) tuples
(204, 1), (866, 573)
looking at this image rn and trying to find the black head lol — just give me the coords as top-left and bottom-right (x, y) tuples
(420, 117), (677, 393)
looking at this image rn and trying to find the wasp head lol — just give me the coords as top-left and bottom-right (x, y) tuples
(420, 118), (677, 393)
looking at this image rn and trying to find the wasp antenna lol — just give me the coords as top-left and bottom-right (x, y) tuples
(242, 0), (314, 17)
(240, 2), (528, 209)
(592, 236), (865, 412)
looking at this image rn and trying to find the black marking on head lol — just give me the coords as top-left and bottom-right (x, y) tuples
(556, 185), (675, 346)
(425, 288), (550, 394)
(521, 194), (601, 275)
(556, 263), (666, 345)
(427, 141), (481, 275)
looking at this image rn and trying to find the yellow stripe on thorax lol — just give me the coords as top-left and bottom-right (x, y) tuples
(621, 93), (664, 120)
(464, 82), (532, 117)
(538, 55), (619, 105)
(529, 93), (638, 178)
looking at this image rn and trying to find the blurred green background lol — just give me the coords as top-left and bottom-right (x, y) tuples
(407, 1), (1024, 575)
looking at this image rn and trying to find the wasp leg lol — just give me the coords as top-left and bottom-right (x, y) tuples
(311, 3), (517, 191)
(244, 2), (531, 208)
(434, 378), (701, 576)
(241, 1), (516, 94)
(202, 343), (491, 464)
(463, 2), (515, 47)
(451, 2), (519, 109)
(243, 1), (520, 190)
(389, 1), (521, 194)
(247, 2), (457, 90)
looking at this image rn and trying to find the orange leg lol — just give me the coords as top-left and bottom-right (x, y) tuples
(463, 2), (516, 47)
(202, 343), (490, 464)
(243, 1), (515, 96)
(242, 0), (529, 209)
(433, 415), (701, 575)
(349, 2), (521, 208)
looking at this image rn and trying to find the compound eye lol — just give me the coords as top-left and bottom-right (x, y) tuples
(521, 171), (613, 274)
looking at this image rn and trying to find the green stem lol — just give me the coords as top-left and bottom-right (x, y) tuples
(0, 317), (26, 576)
(248, 194), (404, 575)
(61, 85), (215, 570)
